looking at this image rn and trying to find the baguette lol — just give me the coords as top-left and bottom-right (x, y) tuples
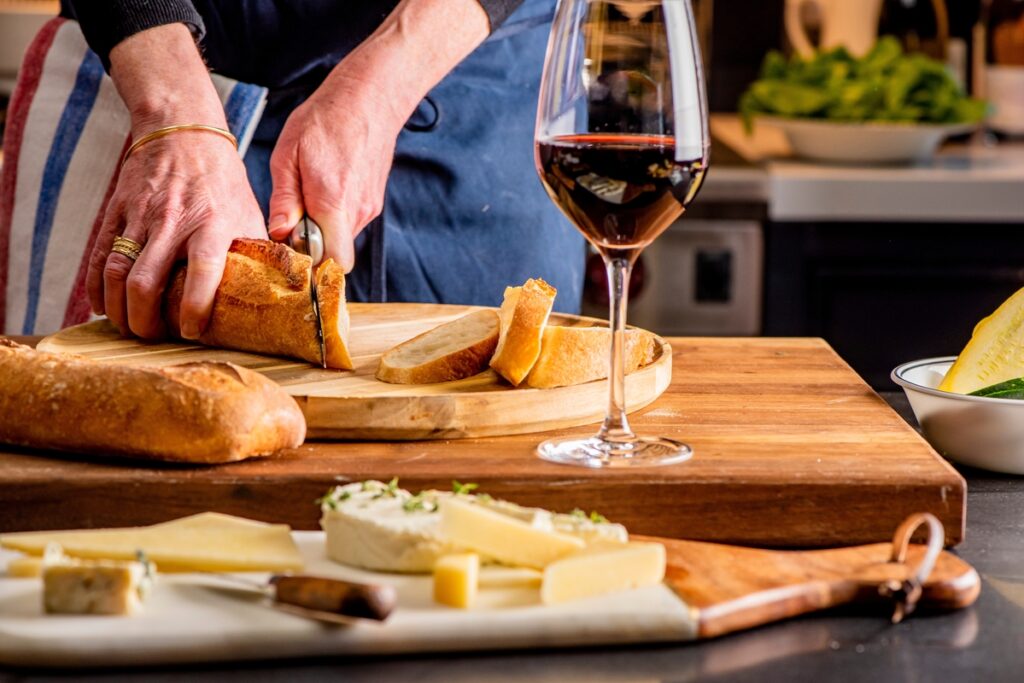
(489, 278), (557, 386)
(165, 239), (353, 370)
(0, 339), (306, 464)
(376, 309), (500, 384)
(525, 326), (658, 389)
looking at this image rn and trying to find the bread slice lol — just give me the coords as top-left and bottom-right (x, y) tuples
(489, 278), (557, 386)
(0, 339), (306, 463)
(525, 326), (658, 389)
(376, 309), (500, 384)
(165, 239), (353, 370)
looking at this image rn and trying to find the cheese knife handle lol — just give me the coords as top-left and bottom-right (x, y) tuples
(270, 575), (397, 621)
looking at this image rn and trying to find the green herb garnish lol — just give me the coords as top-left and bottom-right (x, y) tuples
(570, 508), (608, 523)
(373, 477), (401, 499)
(452, 481), (479, 495)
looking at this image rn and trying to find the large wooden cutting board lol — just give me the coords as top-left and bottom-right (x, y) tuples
(0, 336), (966, 548)
(36, 303), (672, 440)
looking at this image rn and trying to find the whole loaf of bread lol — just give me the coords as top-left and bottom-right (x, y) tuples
(0, 339), (306, 464)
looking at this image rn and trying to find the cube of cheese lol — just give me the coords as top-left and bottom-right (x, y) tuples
(433, 553), (480, 608)
(43, 558), (154, 616)
(541, 542), (666, 605)
(439, 497), (584, 570)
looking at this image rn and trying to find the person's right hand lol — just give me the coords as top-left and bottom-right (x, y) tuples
(85, 132), (266, 340)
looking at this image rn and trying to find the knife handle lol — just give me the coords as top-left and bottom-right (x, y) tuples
(270, 575), (397, 621)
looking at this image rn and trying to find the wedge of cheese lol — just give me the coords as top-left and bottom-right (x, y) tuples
(541, 542), (667, 605)
(0, 512), (303, 573)
(438, 497), (585, 570)
(44, 556), (154, 616)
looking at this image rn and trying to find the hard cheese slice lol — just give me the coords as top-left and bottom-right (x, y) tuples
(541, 542), (667, 605)
(439, 497), (584, 570)
(0, 512), (303, 573)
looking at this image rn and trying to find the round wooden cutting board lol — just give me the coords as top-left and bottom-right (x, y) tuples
(37, 303), (672, 440)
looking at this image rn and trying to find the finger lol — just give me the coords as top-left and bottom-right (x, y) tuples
(267, 144), (304, 239)
(178, 231), (231, 340)
(86, 200), (125, 316)
(103, 223), (146, 336)
(125, 230), (178, 340)
(312, 204), (355, 272)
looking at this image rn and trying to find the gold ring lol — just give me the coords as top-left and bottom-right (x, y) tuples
(111, 236), (143, 262)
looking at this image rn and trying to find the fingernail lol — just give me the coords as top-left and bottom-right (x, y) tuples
(268, 213), (291, 233)
(180, 322), (199, 340)
(268, 225), (291, 241)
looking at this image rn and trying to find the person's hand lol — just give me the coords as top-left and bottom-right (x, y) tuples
(266, 67), (406, 271)
(85, 134), (266, 340)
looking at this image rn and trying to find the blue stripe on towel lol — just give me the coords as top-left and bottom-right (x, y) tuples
(223, 83), (264, 142)
(23, 50), (104, 334)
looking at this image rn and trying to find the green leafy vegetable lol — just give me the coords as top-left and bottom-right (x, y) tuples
(968, 378), (1024, 400)
(739, 37), (987, 132)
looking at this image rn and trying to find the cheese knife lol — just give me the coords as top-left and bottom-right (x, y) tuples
(207, 572), (397, 625)
(287, 216), (327, 368)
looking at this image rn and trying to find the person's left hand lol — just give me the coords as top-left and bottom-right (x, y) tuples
(266, 63), (408, 271)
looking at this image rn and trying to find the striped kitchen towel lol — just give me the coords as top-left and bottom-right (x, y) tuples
(0, 17), (267, 335)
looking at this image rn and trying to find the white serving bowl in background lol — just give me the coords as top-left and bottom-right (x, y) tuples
(892, 357), (1024, 475)
(759, 117), (977, 164)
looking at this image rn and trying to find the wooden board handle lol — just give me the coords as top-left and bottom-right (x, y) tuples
(643, 514), (981, 639)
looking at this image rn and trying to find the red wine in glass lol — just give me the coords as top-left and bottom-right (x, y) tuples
(534, 0), (709, 468)
(536, 133), (707, 259)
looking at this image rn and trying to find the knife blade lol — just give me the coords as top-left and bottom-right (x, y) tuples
(206, 572), (397, 625)
(288, 216), (327, 368)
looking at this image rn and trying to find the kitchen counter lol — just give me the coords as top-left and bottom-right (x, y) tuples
(703, 115), (1024, 223)
(2, 394), (1022, 682)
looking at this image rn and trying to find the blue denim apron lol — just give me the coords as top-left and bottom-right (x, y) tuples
(242, 0), (585, 313)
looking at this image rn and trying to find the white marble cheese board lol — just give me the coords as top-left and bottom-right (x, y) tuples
(0, 532), (697, 668)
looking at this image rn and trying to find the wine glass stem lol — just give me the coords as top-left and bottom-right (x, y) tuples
(598, 255), (636, 443)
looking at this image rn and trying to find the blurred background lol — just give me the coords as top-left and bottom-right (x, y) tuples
(1, 0), (1023, 388)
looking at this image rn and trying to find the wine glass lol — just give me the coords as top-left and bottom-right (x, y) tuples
(534, 0), (709, 468)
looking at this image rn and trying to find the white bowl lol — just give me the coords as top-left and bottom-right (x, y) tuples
(759, 117), (977, 164)
(892, 357), (1024, 474)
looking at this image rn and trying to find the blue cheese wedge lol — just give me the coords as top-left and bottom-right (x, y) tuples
(319, 480), (627, 573)
(43, 552), (155, 616)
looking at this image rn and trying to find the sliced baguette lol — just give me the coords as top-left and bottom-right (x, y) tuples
(376, 309), (500, 384)
(489, 278), (557, 386)
(525, 326), (658, 389)
(165, 239), (353, 370)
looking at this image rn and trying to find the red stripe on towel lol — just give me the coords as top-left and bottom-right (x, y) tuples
(0, 17), (65, 331)
(62, 134), (130, 327)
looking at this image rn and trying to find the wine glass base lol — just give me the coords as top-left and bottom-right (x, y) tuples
(536, 435), (693, 469)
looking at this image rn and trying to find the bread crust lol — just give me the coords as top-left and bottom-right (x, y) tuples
(376, 309), (499, 384)
(489, 278), (557, 386)
(165, 239), (353, 370)
(525, 326), (657, 389)
(0, 339), (306, 464)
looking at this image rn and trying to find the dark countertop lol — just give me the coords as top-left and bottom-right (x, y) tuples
(3, 392), (1023, 683)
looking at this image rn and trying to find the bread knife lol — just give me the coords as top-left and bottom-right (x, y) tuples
(207, 573), (397, 625)
(287, 216), (327, 368)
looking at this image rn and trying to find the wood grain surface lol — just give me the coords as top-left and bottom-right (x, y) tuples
(0, 336), (967, 548)
(36, 304), (672, 440)
(650, 534), (979, 638)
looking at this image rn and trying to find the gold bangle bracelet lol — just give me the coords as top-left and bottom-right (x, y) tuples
(121, 124), (237, 166)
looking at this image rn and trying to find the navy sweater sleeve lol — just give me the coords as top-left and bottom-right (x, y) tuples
(61, 1), (206, 70)
(61, 1), (525, 72)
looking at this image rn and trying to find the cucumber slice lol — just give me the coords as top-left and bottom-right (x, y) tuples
(969, 377), (1024, 400)
(939, 287), (1024, 394)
